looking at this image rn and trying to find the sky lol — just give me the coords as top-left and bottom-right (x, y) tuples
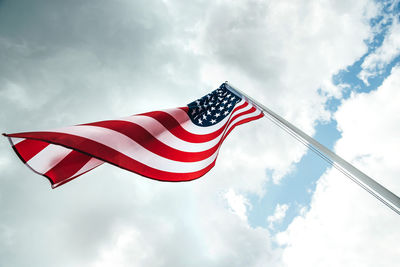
(0, 0), (399, 266)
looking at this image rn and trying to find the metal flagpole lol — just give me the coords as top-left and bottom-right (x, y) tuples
(225, 82), (400, 216)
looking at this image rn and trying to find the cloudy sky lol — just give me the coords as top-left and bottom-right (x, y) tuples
(1, 0), (399, 266)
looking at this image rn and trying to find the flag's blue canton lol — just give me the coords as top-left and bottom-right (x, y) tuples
(187, 83), (241, 127)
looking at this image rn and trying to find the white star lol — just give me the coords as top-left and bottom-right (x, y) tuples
(227, 94), (231, 97)
(227, 103), (232, 108)
(211, 119), (216, 124)
(191, 109), (196, 115)
(215, 113), (220, 118)
(230, 96), (235, 100)
(223, 100), (228, 104)
(211, 106), (216, 111)
(196, 100), (200, 104)
(202, 114), (207, 119)
(224, 111), (229, 115)
(219, 106), (224, 111)
(198, 119), (202, 124)
(207, 110), (211, 115)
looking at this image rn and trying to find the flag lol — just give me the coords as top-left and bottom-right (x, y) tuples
(3, 83), (263, 188)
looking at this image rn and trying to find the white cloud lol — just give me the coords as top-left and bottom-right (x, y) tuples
(193, 0), (377, 183)
(0, 0), (382, 266)
(224, 188), (251, 221)
(278, 66), (400, 267)
(267, 203), (289, 230)
(359, 15), (400, 84)
(91, 227), (153, 267)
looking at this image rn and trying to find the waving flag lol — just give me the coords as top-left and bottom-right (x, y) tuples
(3, 83), (263, 188)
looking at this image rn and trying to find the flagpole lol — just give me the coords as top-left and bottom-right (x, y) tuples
(225, 82), (400, 216)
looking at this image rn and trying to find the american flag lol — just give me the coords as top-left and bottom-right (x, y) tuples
(3, 83), (263, 188)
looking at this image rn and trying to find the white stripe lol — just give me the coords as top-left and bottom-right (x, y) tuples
(119, 116), (220, 152)
(210, 110), (262, 156)
(224, 109), (263, 136)
(200, 108), (262, 156)
(62, 107), (260, 173)
(46, 125), (218, 173)
(26, 144), (72, 174)
(51, 157), (104, 188)
(10, 137), (25, 145)
(37, 102), (261, 174)
(118, 102), (253, 152)
(71, 157), (104, 178)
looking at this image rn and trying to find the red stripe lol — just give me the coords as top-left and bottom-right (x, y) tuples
(44, 150), (92, 185)
(5, 112), (263, 186)
(230, 106), (256, 122)
(221, 113), (264, 143)
(3, 101), (264, 187)
(139, 111), (223, 143)
(179, 106), (190, 112)
(82, 104), (257, 162)
(13, 139), (49, 162)
(5, 132), (216, 182)
(52, 159), (104, 188)
(84, 120), (220, 162)
(139, 102), (248, 143)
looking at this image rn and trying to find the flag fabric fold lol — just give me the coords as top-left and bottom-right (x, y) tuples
(3, 83), (263, 188)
